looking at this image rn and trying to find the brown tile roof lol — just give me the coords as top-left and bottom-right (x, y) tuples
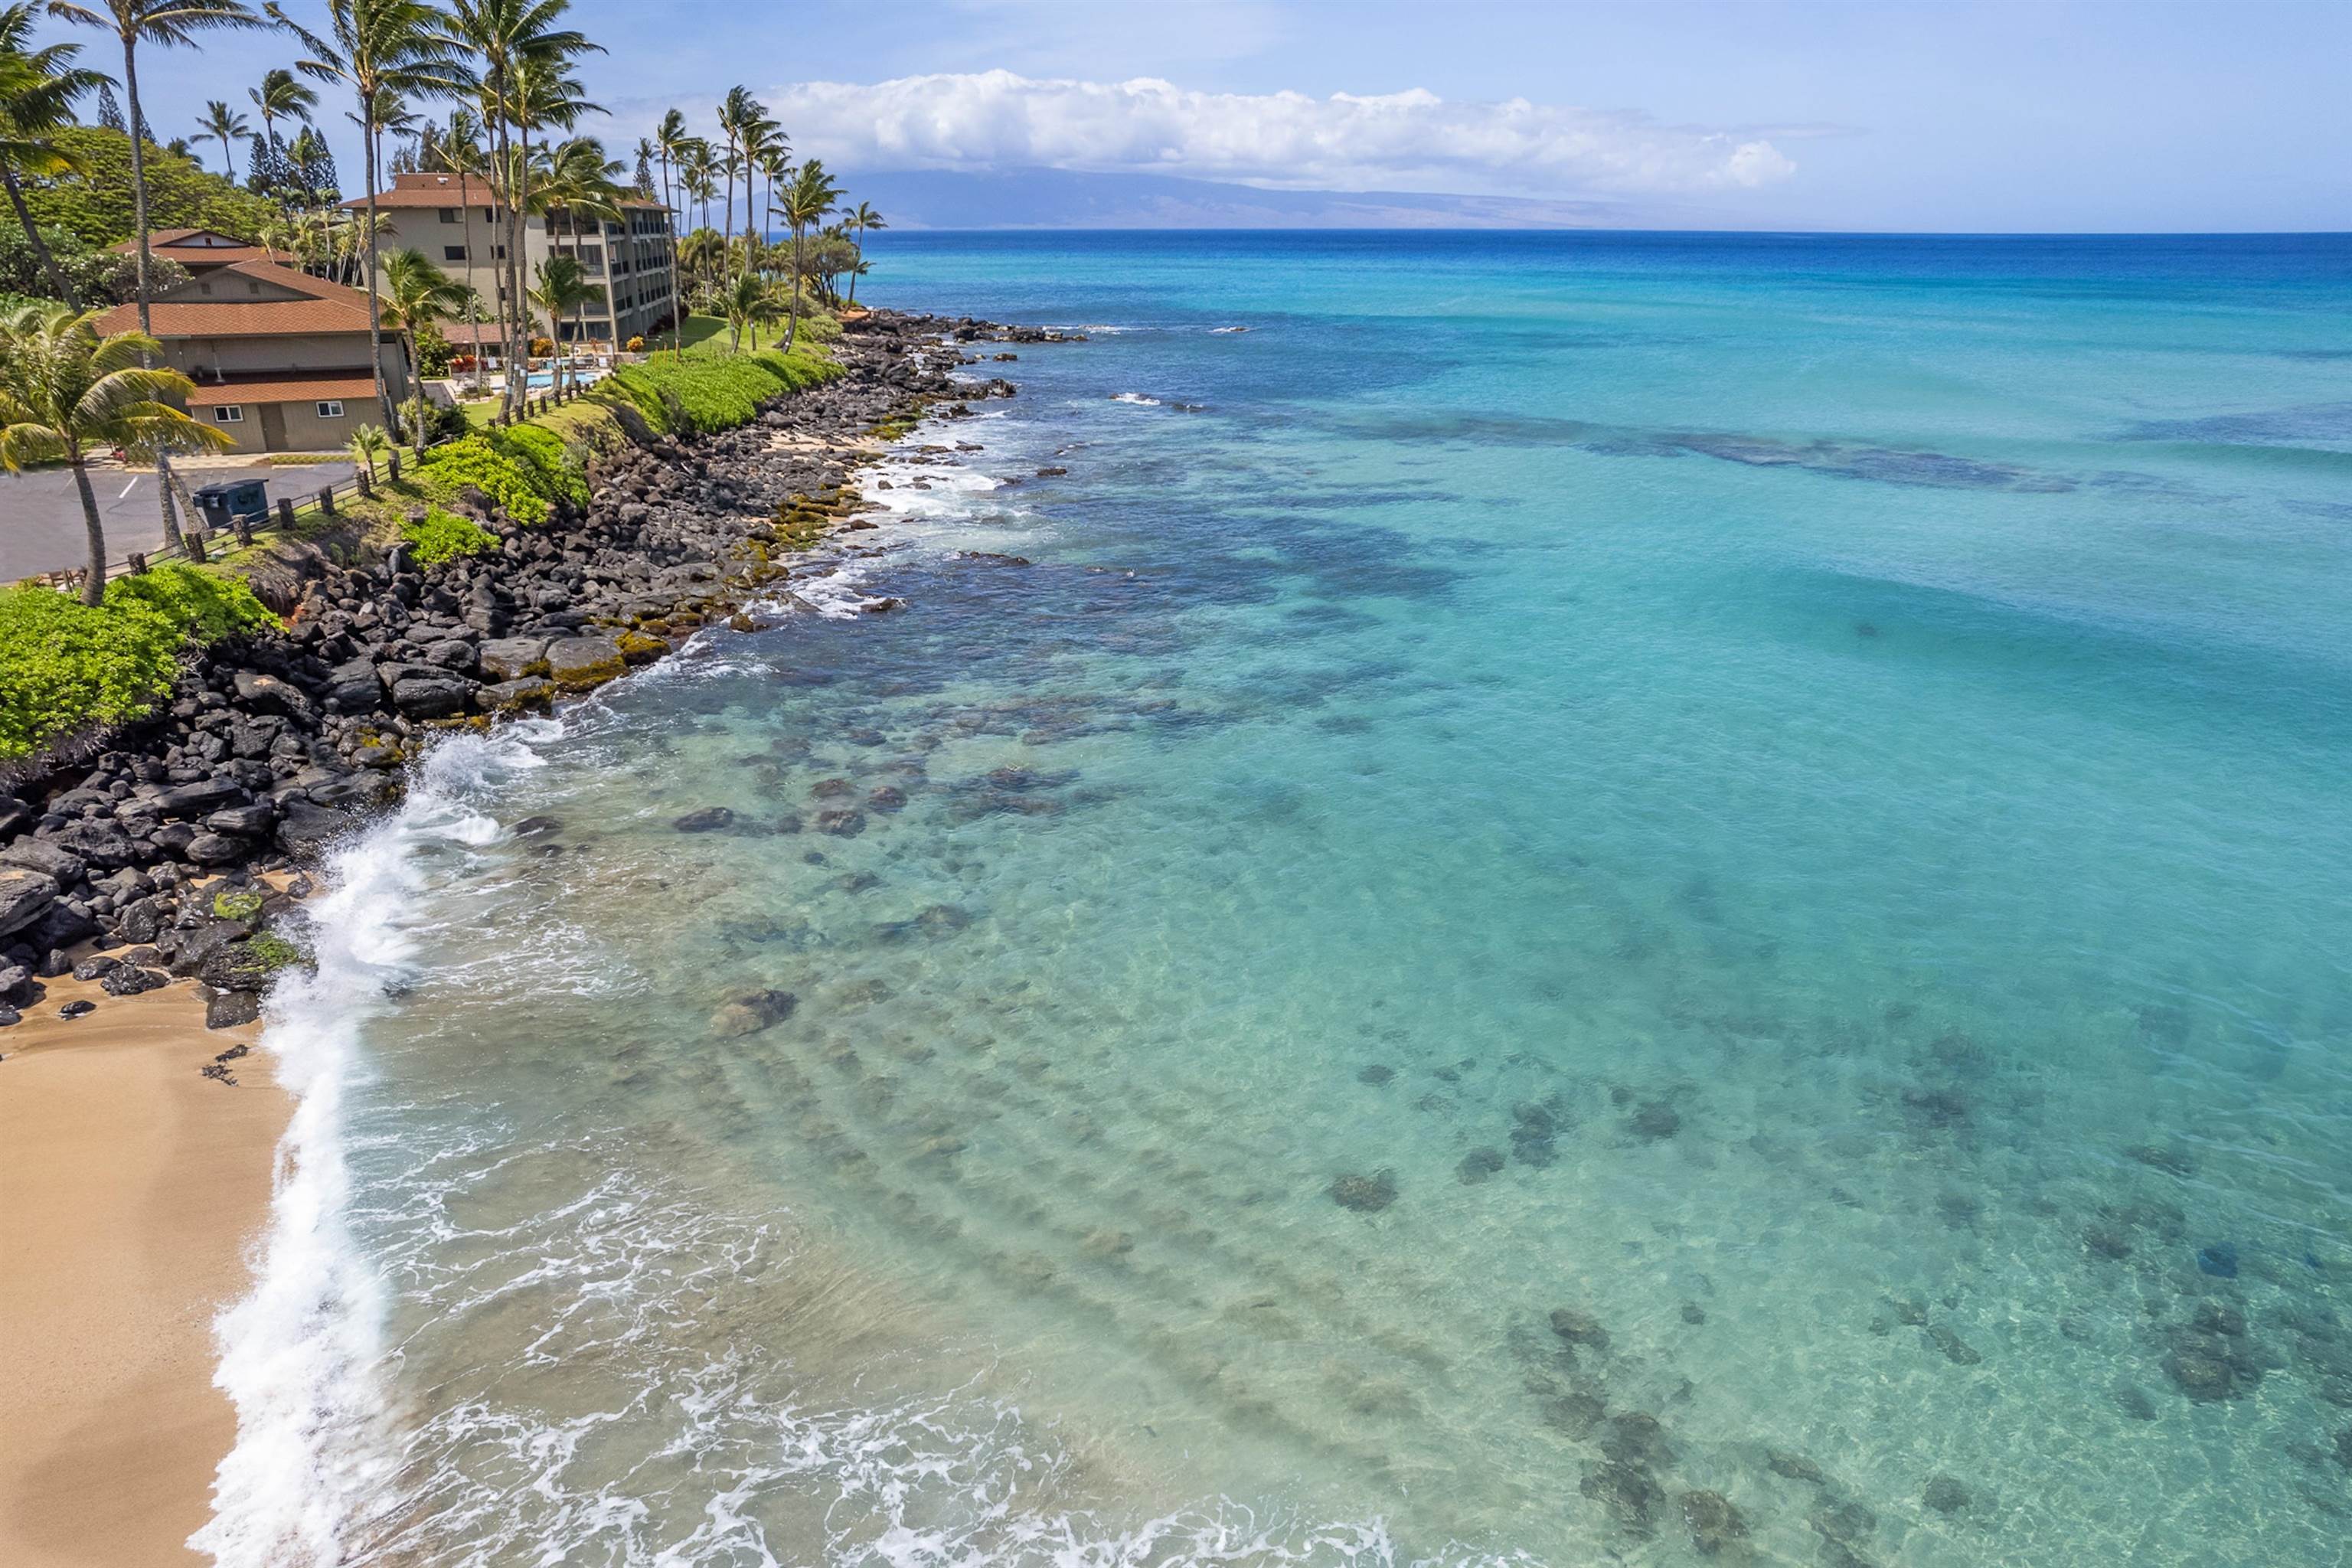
(185, 371), (382, 407)
(111, 227), (267, 264)
(94, 260), (377, 339)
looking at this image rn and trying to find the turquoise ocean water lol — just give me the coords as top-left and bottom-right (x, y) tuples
(200, 233), (2352, 1567)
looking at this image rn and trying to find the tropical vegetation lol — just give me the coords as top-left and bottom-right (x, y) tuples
(2, 0), (897, 763)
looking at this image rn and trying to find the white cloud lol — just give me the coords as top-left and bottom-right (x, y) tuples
(766, 71), (1796, 196)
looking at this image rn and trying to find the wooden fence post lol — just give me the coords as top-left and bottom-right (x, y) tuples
(126, 550), (147, 575)
(388, 450), (401, 483)
(231, 510), (253, 547)
(185, 529), (208, 564)
(318, 487), (336, 518)
(356, 466), (373, 499)
(277, 496), (296, 531)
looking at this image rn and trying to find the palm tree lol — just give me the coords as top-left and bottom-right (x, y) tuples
(195, 98), (247, 179)
(375, 247), (469, 455)
(530, 131), (622, 353)
(0, 302), (230, 603)
(346, 419), (386, 482)
(54, 1), (264, 558)
(245, 61), (313, 188)
(268, 1), (457, 475)
(775, 158), (838, 354)
(844, 199), (884, 309)
(433, 0), (602, 421)
(714, 85), (775, 281)
(679, 136), (714, 242)
(652, 106), (691, 357)
(715, 267), (776, 354)
(0, 4), (105, 307)
(524, 250), (590, 390)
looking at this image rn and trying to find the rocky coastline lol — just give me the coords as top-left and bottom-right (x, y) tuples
(0, 309), (1051, 1034)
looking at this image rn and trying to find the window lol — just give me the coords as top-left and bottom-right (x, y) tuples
(212, 405), (243, 423)
(315, 400), (345, 419)
(438, 207), (459, 223)
(443, 245), (467, 262)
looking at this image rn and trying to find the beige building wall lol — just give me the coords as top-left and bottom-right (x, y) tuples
(194, 392), (395, 456)
(375, 195), (678, 348)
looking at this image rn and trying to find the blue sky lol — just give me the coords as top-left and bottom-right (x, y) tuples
(48, 1), (2351, 231)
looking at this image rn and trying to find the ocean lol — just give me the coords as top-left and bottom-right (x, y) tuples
(199, 231), (2352, 1566)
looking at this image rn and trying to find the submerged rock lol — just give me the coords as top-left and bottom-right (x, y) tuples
(1328, 1171), (1396, 1212)
(1550, 1308), (1611, 1352)
(1456, 1147), (1504, 1184)
(2113, 1383), (2158, 1421)
(2197, 1243), (2240, 1279)
(1679, 1490), (1749, 1557)
(1580, 1461), (1664, 1533)
(1926, 1324), (1984, 1366)
(1767, 1450), (1828, 1485)
(673, 806), (737, 832)
(1629, 1100), (1681, 1140)
(1922, 1475), (1971, 1513)
(1808, 1499), (1877, 1548)
(1600, 1411), (1673, 1468)
(1357, 1064), (1394, 1086)
(710, 988), (797, 1037)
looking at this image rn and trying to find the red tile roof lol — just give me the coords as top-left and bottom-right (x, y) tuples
(184, 371), (382, 407)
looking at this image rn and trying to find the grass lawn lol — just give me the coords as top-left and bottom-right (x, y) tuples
(648, 313), (733, 359)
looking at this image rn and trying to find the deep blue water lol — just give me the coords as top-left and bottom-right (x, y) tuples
(209, 232), (2352, 1567)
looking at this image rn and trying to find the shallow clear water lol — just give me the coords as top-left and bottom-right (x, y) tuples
(208, 233), (2352, 1567)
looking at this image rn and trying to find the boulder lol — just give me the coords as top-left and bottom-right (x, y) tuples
(0, 869), (60, 937)
(100, 965), (167, 997)
(47, 819), (137, 868)
(232, 671), (315, 718)
(390, 672), (476, 719)
(673, 807), (736, 832)
(544, 635), (626, 691)
(0, 839), (87, 886)
(152, 777), (248, 816)
(478, 678), (554, 712)
(185, 832), (248, 866)
(205, 804), (277, 837)
(477, 636), (550, 681)
(276, 799), (355, 858)
(204, 987), (262, 1029)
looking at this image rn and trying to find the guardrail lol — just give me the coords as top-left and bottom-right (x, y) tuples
(54, 378), (606, 593)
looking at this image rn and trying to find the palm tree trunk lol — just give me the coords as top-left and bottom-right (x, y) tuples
(70, 456), (106, 607)
(119, 41), (183, 554)
(782, 221), (799, 355)
(658, 149), (681, 361)
(407, 329), (428, 458)
(363, 106), (390, 452)
(847, 223), (860, 309)
(3, 165), (77, 308)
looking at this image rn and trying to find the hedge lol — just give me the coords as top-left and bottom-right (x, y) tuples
(591, 347), (840, 436)
(0, 565), (276, 762)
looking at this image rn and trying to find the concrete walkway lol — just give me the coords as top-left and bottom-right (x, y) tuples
(0, 461), (354, 583)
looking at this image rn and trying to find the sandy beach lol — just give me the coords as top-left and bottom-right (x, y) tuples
(0, 977), (282, 1567)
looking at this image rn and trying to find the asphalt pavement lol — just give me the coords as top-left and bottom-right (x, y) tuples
(0, 460), (356, 583)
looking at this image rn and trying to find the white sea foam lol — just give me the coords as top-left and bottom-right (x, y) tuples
(1110, 392), (1162, 406)
(190, 730), (552, 1567)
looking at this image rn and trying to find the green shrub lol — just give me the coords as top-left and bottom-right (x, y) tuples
(413, 433), (551, 526)
(400, 505), (498, 566)
(0, 564), (276, 761)
(495, 423), (590, 508)
(593, 347), (840, 436)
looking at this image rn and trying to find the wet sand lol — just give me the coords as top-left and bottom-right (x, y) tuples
(0, 977), (281, 1566)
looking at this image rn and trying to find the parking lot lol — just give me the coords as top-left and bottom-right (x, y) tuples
(0, 460), (355, 583)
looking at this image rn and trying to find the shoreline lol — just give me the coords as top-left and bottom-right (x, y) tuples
(0, 312), (1040, 1561)
(0, 975), (279, 1567)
